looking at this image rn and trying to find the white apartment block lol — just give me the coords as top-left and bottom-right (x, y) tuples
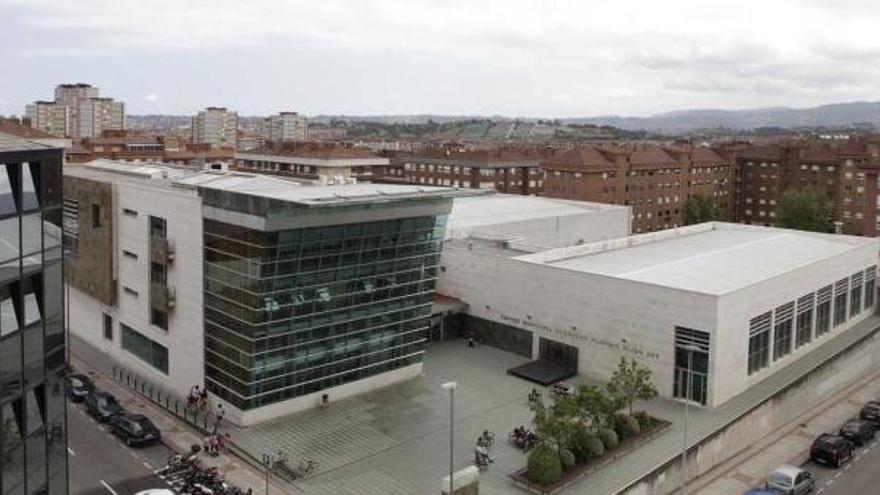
(25, 101), (69, 137)
(264, 112), (308, 142)
(54, 83), (99, 138)
(79, 98), (126, 138)
(192, 107), (238, 147)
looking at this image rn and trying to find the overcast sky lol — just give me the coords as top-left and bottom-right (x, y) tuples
(1, 0), (879, 118)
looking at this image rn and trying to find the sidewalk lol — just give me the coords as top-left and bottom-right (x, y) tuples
(69, 335), (299, 495)
(689, 365), (880, 494)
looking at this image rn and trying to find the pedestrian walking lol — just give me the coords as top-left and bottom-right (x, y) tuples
(213, 403), (225, 434)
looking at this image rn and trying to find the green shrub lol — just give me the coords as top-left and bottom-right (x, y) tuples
(632, 411), (655, 430)
(614, 413), (641, 440)
(527, 442), (563, 486)
(598, 427), (619, 449)
(559, 448), (576, 469)
(571, 427), (591, 462)
(585, 433), (605, 459)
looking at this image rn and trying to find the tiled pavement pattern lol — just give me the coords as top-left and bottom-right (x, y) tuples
(229, 315), (880, 495)
(73, 313), (880, 495)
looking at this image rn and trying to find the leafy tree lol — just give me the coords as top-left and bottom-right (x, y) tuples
(606, 357), (658, 415)
(527, 441), (563, 486)
(572, 385), (616, 429)
(776, 188), (833, 233)
(683, 194), (721, 225)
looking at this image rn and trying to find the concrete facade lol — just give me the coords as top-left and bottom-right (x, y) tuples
(437, 222), (879, 408)
(65, 164), (204, 397)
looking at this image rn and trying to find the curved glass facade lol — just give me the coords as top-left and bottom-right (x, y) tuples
(203, 214), (447, 410)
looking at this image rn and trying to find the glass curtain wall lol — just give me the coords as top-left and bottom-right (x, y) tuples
(203, 214), (447, 410)
(0, 149), (66, 495)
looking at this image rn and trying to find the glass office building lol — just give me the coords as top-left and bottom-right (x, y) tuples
(195, 177), (456, 413)
(0, 133), (66, 495)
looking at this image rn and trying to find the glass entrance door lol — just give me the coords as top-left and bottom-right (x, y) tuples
(538, 338), (578, 372)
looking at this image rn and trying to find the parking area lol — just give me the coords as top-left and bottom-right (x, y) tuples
(694, 367), (880, 494)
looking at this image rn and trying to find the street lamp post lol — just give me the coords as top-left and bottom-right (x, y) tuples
(261, 452), (273, 495)
(679, 344), (700, 495)
(441, 381), (458, 495)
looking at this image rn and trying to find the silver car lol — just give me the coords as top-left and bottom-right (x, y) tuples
(766, 465), (814, 494)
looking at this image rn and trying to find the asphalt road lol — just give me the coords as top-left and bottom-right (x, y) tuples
(68, 398), (176, 495)
(805, 435), (880, 495)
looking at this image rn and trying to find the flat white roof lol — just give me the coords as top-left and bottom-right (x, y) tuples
(526, 223), (877, 295)
(445, 194), (623, 238)
(176, 171), (478, 206)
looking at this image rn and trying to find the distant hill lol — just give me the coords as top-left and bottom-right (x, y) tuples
(128, 101), (880, 137)
(563, 101), (880, 133)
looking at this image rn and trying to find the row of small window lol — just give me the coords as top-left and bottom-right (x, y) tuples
(747, 268), (876, 375)
(743, 210), (776, 218)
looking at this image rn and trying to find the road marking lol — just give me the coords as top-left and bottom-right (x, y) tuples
(142, 461), (152, 470)
(96, 425), (105, 431)
(130, 451), (139, 459)
(873, 441), (879, 448)
(67, 447), (76, 456)
(855, 455), (862, 461)
(862, 448), (870, 455)
(817, 488), (824, 494)
(844, 464), (852, 471)
(99, 480), (119, 495)
(826, 480), (834, 486)
(835, 472), (842, 478)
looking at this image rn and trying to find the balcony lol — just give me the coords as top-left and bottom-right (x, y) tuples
(150, 237), (175, 264)
(150, 282), (176, 312)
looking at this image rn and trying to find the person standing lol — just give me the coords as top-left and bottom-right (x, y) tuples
(213, 403), (225, 434)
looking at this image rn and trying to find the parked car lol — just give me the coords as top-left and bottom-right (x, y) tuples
(109, 414), (161, 446)
(859, 401), (880, 425)
(765, 465), (814, 494)
(66, 374), (95, 402)
(838, 419), (876, 447)
(134, 490), (175, 495)
(743, 489), (782, 495)
(84, 391), (122, 421)
(809, 433), (854, 468)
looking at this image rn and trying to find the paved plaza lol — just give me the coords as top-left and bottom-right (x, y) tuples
(231, 340), (543, 494)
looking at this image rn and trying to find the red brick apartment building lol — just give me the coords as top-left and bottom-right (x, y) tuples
(540, 145), (733, 233)
(65, 129), (234, 165)
(377, 146), (546, 194)
(734, 140), (880, 236)
(234, 141), (389, 182)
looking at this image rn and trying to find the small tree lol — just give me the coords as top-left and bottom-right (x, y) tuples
(527, 441), (563, 486)
(683, 194), (721, 225)
(572, 385), (616, 429)
(606, 357), (658, 415)
(776, 188), (833, 233)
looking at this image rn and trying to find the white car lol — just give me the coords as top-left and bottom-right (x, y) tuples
(134, 490), (175, 495)
(765, 465), (815, 494)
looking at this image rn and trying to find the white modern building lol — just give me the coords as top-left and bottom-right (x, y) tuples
(263, 111), (308, 142)
(437, 222), (879, 408)
(65, 161), (205, 398)
(64, 160), (470, 425)
(192, 107), (238, 148)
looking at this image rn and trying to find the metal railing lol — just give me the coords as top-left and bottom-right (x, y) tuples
(110, 364), (212, 432)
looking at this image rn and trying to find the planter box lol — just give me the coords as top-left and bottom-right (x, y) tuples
(510, 419), (672, 494)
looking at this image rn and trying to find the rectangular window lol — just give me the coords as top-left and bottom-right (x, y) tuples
(122, 250), (138, 260)
(121, 324), (168, 374)
(834, 278), (848, 327)
(773, 302), (794, 361)
(122, 208), (138, 217)
(149, 216), (167, 238)
(91, 204), (101, 228)
(673, 327), (709, 405)
(795, 293), (814, 348)
(748, 312), (771, 374)
(151, 308), (168, 330)
(103, 313), (113, 340)
(816, 285), (832, 337)
(150, 262), (166, 285)
(865, 267), (876, 311)
(850, 272), (863, 318)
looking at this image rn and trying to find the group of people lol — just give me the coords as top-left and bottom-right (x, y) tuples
(527, 388), (542, 405)
(474, 429), (495, 468)
(188, 385), (209, 410)
(204, 432), (231, 456)
(510, 425), (538, 450)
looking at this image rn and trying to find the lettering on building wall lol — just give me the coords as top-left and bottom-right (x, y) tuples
(499, 313), (661, 360)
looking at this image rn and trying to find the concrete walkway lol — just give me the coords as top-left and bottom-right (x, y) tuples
(689, 365), (880, 494)
(70, 335), (298, 495)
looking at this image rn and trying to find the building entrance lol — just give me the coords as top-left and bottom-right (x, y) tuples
(538, 337), (579, 371)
